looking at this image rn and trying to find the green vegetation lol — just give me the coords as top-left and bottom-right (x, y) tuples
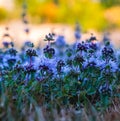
(101, 0), (120, 7)
(0, 31), (120, 120)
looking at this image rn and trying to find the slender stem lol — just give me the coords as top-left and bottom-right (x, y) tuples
(29, 56), (32, 66)
(48, 40), (50, 47)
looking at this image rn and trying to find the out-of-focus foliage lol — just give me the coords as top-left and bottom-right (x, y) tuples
(0, 0), (120, 31)
(101, 0), (120, 7)
(15, 0), (107, 31)
(0, 8), (8, 22)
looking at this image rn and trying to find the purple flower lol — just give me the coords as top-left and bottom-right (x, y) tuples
(43, 45), (55, 58)
(26, 49), (37, 57)
(77, 42), (88, 52)
(89, 34), (97, 42)
(56, 60), (65, 73)
(8, 48), (18, 56)
(74, 23), (81, 40)
(44, 33), (55, 45)
(2, 42), (10, 48)
(24, 64), (36, 73)
(55, 35), (66, 47)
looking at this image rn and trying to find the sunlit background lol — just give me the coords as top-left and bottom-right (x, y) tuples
(0, 0), (120, 47)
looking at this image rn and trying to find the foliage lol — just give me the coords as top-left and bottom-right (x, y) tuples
(14, 0), (107, 31)
(0, 8), (8, 22)
(101, 0), (120, 7)
(0, 0), (119, 30)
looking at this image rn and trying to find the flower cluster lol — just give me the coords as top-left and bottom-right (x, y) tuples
(43, 45), (55, 58)
(77, 42), (88, 52)
(0, 30), (120, 113)
(26, 49), (37, 57)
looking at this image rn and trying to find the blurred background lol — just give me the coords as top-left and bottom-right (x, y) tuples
(0, 0), (120, 47)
